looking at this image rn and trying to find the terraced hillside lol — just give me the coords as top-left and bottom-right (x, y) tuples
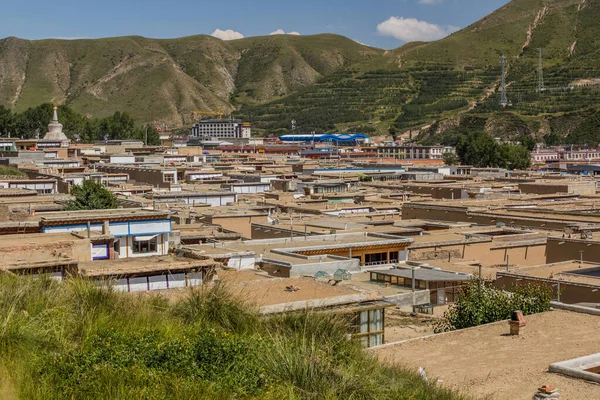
(241, 0), (600, 142)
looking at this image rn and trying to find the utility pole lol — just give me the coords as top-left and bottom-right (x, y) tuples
(537, 48), (545, 93)
(500, 55), (508, 107)
(144, 126), (148, 146)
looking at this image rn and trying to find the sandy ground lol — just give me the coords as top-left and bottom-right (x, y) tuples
(218, 270), (359, 306)
(375, 310), (600, 400)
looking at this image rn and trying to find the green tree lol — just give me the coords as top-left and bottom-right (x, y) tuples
(435, 280), (553, 333)
(388, 126), (397, 141)
(456, 131), (531, 169)
(519, 135), (537, 151)
(65, 180), (119, 210)
(0, 106), (15, 137)
(500, 143), (531, 169)
(456, 131), (501, 167)
(137, 124), (161, 146)
(443, 151), (459, 166)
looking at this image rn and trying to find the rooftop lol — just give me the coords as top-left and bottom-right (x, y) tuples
(79, 254), (216, 277)
(375, 310), (600, 399)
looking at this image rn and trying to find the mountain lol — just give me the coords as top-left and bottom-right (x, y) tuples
(0, 34), (381, 126)
(2, 0), (600, 144)
(240, 0), (600, 143)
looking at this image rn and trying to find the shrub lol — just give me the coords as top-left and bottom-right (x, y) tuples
(434, 279), (553, 333)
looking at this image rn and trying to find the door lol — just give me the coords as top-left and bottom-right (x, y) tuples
(436, 288), (446, 305)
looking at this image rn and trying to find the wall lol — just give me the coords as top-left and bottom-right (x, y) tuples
(518, 182), (595, 195)
(495, 273), (600, 304)
(288, 258), (360, 277)
(409, 240), (547, 266)
(546, 237), (600, 263)
(95, 165), (173, 189)
(208, 215), (268, 239)
(402, 203), (571, 230)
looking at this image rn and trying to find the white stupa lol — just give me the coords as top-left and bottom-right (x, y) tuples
(43, 105), (69, 142)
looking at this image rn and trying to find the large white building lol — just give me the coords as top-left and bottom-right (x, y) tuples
(191, 118), (251, 139)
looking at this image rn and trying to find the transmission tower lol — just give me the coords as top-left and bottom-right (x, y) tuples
(537, 48), (545, 93)
(500, 55), (508, 107)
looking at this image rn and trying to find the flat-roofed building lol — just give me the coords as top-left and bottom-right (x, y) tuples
(40, 209), (172, 259)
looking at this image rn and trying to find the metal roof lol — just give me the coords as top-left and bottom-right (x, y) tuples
(279, 134), (369, 142)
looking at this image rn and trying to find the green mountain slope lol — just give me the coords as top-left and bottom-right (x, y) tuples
(0, 34), (381, 127)
(2, 0), (600, 143)
(241, 0), (600, 142)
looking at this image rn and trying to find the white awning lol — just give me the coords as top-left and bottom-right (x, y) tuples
(133, 234), (158, 241)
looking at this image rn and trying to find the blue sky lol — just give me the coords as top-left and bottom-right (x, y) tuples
(1, 0), (509, 49)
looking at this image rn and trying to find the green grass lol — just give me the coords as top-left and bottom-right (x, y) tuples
(0, 275), (468, 400)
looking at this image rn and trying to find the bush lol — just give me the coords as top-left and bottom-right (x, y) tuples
(434, 279), (553, 333)
(0, 275), (467, 399)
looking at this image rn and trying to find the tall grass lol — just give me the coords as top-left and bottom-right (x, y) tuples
(0, 275), (468, 399)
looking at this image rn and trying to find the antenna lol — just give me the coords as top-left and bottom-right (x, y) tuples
(500, 55), (508, 107)
(537, 48), (545, 93)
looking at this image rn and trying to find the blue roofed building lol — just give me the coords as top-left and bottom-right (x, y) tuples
(279, 133), (370, 145)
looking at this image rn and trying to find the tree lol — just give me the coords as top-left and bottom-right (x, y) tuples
(519, 135), (537, 151)
(137, 124), (161, 146)
(456, 131), (501, 167)
(434, 279), (553, 333)
(456, 131), (531, 169)
(500, 143), (531, 170)
(65, 180), (119, 211)
(388, 126), (397, 141)
(443, 151), (459, 166)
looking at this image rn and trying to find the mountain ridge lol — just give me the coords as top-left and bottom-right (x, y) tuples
(2, 0), (600, 144)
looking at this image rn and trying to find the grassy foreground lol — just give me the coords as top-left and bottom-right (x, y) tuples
(0, 275), (466, 399)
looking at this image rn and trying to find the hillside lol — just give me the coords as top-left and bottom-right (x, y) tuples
(0, 34), (381, 127)
(2, 0), (600, 143)
(241, 0), (600, 142)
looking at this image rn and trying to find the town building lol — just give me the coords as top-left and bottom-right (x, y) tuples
(376, 144), (455, 160)
(191, 118), (251, 139)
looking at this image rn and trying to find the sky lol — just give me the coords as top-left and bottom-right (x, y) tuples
(1, 0), (509, 49)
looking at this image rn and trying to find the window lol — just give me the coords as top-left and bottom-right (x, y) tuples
(133, 236), (158, 253)
(356, 308), (385, 348)
(163, 174), (174, 183)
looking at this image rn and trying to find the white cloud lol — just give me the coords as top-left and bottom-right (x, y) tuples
(269, 29), (301, 35)
(419, 0), (444, 4)
(376, 17), (458, 42)
(211, 29), (244, 40)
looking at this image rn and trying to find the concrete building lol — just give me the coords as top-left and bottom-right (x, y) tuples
(377, 145), (455, 160)
(191, 119), (251, 139)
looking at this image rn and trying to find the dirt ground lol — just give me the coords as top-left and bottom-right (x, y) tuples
(375, 310), (600, 400)
(217, 270), (359, 307)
